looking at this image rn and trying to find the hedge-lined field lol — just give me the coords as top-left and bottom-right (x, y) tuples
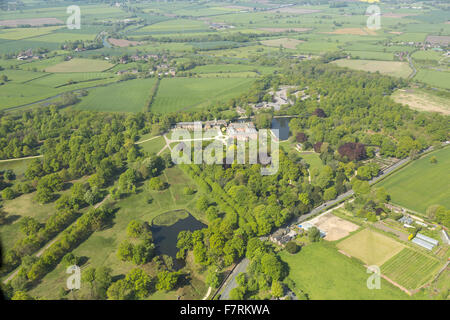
(150, 77), (254, 113)
(279, 243), (410, 300)
(75, 78), (157, 112)
(377, 147), (450, 214)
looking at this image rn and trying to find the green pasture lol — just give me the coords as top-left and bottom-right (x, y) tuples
(150, 77), (254, 113)
(377, 147), (450, 213)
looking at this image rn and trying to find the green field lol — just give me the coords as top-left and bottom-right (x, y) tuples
(150, 77), (254, 113)
(279, 243), (410, 300)
(381, 248), (441, 290)
(75, 78), (156, 112)
(377, 147), (450, 213)
(332, 59), (413, 78)
(337, 228), (405, 266)
(45, 58), (114, 73)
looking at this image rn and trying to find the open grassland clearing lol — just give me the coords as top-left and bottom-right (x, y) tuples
(332, 59), (413, 78)
(45, 58), (114, 73)
(75, 78), (156, 113)
(381, 248), (442, 290)
(392, 89), (450, 115)
(279, 243), (410, 300)
(337, 228), (405, 266)
(27, 166), (205, 299)
(377, 147), (450, 214)
(150, 77), (254, 113)
(138, 135), (166, 155)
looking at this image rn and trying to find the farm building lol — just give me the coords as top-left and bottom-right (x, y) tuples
(412, 233), (439, 251)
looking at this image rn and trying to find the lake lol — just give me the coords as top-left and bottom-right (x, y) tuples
(271, 117), (291, 141)
(151, 211), (206, 259)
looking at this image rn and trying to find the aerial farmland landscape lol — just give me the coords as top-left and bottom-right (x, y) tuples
(0, 0), (448, 308)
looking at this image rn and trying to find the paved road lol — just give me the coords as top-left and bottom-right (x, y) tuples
(0, 155), (43, 163)
(219, 258), (249, 300)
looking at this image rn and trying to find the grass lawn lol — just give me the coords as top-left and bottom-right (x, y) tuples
(75, 78), (156, 112)
(150, 77), (254, 113)
(381, 248), (442, 290)
(27, 166), (205, 299)
(138, 136), (166, 155)
(279, 242), (411, 300)
(299, 152), (324, 171)
(337, 228), (405, 266)
(45, 58), (114, 73)
(377, 146), (450, 213)
(332, 59), (413, 78)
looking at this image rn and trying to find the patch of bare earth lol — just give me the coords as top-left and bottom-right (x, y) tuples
(0, 18), (63, 27)
(108, 38), (144, 47)
(309, 213), (359, 241)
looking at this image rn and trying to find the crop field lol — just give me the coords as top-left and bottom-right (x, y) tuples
(381, 248), (441, 290)
(332, 59), (413, 78)
(392, 89), (450, 115)
(45, 59), (114, 73)
(337, 228), (405, 266)
(75, 78), (156, 113)
(279, 243), (410, 300)
(377, 147), (450, 214)
(0, 26), (63, 40)
(150, 77), (254, 113)
(27, 72), (115, 88)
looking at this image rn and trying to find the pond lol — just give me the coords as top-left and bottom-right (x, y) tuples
(151, 210), (206, 259)
(271, 117), (291, 141)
